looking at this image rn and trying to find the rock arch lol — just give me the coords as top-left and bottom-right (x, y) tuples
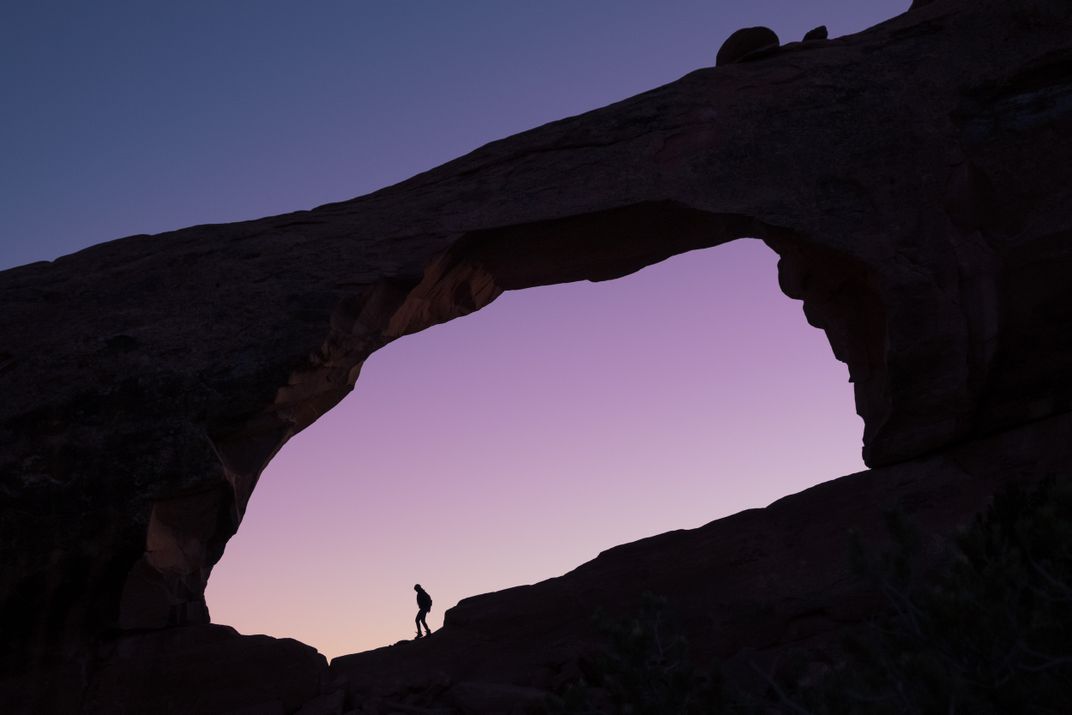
(121, 201), (888, 639)
(2, 0), (1070, 701)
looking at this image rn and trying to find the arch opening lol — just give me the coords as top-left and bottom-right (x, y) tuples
(116, 202), (886, 642)
(202, 221), (868, 657)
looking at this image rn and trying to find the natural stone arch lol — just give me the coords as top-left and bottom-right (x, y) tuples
(2, 0), (1070, 689)
(115, 201), (885, 638)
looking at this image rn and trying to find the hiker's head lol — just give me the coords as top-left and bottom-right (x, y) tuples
(414, 584), (422, 592)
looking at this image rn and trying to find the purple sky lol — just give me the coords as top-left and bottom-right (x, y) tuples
(3, 1), (905, 657)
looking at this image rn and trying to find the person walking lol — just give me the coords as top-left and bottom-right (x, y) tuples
(414, 584), (433, 638)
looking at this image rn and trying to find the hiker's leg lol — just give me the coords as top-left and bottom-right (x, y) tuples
(415, 611), (423, 636)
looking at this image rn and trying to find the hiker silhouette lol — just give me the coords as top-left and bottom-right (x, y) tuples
(414, 584), (433, 638)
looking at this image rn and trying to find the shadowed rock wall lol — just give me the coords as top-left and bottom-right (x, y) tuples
(1, 0), (1071, 709)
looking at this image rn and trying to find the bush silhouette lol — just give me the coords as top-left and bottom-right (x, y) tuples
(552, 477), (1072, 713)
(548, 593), (728, 714)
(771, 475), (1072, 714)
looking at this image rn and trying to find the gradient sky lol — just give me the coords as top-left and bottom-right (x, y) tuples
(3, 1), (905, 658)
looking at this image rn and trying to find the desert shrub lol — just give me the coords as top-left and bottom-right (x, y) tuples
(548, 593), (731, 714)
(769, 475), (1072, 714)
(551, 477), (1072, 714)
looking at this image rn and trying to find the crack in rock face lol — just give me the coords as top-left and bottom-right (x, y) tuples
(1, 0), (1071, 710)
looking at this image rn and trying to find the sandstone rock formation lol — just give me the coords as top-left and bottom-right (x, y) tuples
(82, 626), (326, 714)
(2, 0), (1070, 711)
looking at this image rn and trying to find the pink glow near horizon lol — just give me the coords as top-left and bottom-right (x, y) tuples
(205, 238), (865, 659)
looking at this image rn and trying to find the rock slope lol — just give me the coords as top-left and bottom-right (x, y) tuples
(331, 412), (1072, 712)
